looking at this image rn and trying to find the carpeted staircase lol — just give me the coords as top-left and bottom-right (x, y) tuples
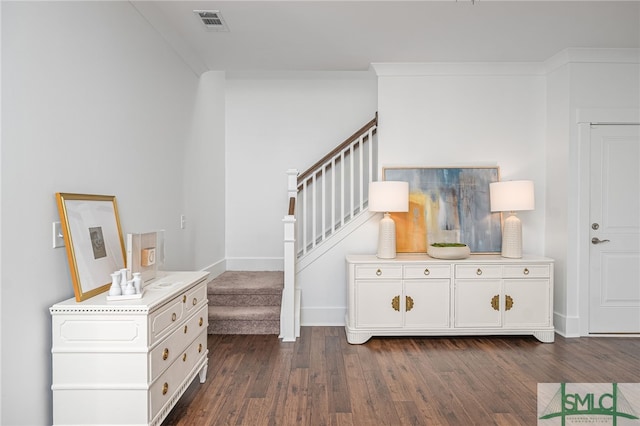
(207, 271), (283, 335)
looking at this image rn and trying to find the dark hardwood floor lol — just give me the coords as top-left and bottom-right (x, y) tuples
(162, 327), (640, 425)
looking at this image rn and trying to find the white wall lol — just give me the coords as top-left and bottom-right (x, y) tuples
(375, 63), (547, 256)
(545, 49), (640, 336)
(224, 72), (378, 270)
(1, 2), (202, 424)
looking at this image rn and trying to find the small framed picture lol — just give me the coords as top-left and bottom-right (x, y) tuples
(56, 193), (126, 301)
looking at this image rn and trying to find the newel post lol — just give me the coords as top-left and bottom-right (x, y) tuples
(281, 169), (299, 341)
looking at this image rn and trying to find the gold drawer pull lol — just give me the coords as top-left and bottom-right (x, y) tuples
(193, 298), (198, 306)
(162, 348), (169, 360)
(198, 343), (203, 353)
(184, 325), (188, 334)
(406, 296), (414, 312)
(523, 268), (530, 275)
(505, 295), (514, 311)
(424, 268), (430, 276)
(391, 295), (400, 311)
(182, 353), (187, 362)
(183, 295), (187, 303)
(476, 268), (483, 276)
(171, 312), (177, 322)
(162, 382), (169, 395)
(491, 295), (499, 311)
(199, 317), (204, 327)
(376, 269), (382, 276)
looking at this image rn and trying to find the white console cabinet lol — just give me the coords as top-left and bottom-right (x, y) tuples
(346, 254), (554, 344)
(50, 271), (209, 426)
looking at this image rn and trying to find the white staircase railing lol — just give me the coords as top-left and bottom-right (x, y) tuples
(280, 115), (378, 341)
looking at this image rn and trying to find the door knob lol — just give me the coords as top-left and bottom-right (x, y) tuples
(592, 237), (610, 244)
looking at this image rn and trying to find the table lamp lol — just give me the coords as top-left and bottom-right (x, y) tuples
(368, 181), (409, 259)
(489, 180), (535, 258)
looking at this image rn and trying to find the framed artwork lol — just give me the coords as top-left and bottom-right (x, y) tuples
(56, 193), (126, 301)
(383, 167), (502, 253)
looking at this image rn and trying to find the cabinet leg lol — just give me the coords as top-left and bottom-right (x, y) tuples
(198, 362), (208, 383)
(345, 325), (372, 344)
(533, 330), (555, 343)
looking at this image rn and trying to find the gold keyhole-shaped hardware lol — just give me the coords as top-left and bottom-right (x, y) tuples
(199, 317), (204, 327)
(162, 382), (169, 395)
(198, 343), (203, 353)
(376, 269), (382, 276)
(182, 295), (187, 303)
(491, 295), (500, 311)
(162, 348), (169, 360)
(184, 325), (188, 334)
(505, 295), (514, 311)
(424, 268), (430, 276)
(391, 295), (400, 311)
(476, 268), (483, 276)
(523, 268), (530, 275)
(406, 295), (414, 312)
(171, 312), (177, 322)
(182, 353), (187, 362)
(192, 298), (197, 306)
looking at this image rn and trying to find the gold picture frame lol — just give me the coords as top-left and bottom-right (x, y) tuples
(56, 193), (126, 301)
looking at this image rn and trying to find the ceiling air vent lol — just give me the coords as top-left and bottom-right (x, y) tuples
(194, 10), (229, 32)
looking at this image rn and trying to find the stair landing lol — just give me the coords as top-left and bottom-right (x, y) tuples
(207, 271), (283, 335)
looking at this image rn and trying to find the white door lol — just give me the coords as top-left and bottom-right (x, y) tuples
(589, 125), (640, 333)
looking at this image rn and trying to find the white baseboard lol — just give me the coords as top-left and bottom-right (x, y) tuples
(554, 312), (581, 337)
(225, 257), (283, 271)
(201, 258), (226, 280)
(300, 307), (346, 326)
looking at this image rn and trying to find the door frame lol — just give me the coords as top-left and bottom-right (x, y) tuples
(576, 108), (640, 336)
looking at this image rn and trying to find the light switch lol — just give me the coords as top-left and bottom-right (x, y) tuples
(53, 222), (65, 248)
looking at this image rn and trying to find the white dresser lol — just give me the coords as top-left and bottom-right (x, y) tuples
(50, 270), (210, 426)
(346, 254), (554, 344)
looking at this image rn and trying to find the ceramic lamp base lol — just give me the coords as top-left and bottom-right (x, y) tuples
(501, 213), (522, 258)
(377, 212), (397, 259)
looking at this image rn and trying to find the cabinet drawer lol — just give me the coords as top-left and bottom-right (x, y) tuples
(404, 264), (450, 279)
(503, 265), (550, 278)
(150, 305), (208, 380)
(355, 265), (402, 280)
(149, 299), (185, 345)
(455, 265), (502, 279)
(184, 280), (208, 313)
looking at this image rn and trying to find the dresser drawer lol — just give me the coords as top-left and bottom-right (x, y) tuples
(355, 265), (402, 280)
(455, 265), (502, 279)
(149, 299), (185, 345)
(404, 264), (450, 279)
(184, 280), (207, 313)
(150, 331), (207, 420)
(150, 305), (208, 380)
(503, 265), (550, 278)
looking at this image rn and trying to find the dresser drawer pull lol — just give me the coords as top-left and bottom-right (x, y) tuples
(376, 269), (382, 276)
(183, 295), (187, 303)
(505, 295), (514, 311)
(476, 268), (483, 276)
(391, 295), (400, 311)
(424, 268), (430, 276)
(171, 313), (177, 322)
(199, 317), (204, 327)
(182, 353), (187, 362)
(184, 325), (188, 334)
(491, 295), (499, 311)
(162, 348), (169, 361)
(198, 343), (203, 353)
(193, 297), (198, 306)
(162, 382), (169, 395)
(523, 268), (530, 275)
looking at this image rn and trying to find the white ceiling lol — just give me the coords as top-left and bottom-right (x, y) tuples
(132, 1), (640, 73)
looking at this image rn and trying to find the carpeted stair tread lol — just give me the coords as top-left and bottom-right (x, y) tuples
(209, 305), (280, 321)
(208, 271), (283, 295)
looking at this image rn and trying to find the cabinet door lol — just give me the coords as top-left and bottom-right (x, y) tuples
(454, 280), (501, 327)
(404, 280), (450, 328)
(503, 280), (550, 327)
(355, 281), (402, 327)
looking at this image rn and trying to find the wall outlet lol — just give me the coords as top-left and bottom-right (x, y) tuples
(180, 214), (186, 229)
(53, 222), (65, 248)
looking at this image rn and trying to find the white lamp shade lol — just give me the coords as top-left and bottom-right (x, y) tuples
(489, 180), (535, 212)
(369, 181), (409, 213)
